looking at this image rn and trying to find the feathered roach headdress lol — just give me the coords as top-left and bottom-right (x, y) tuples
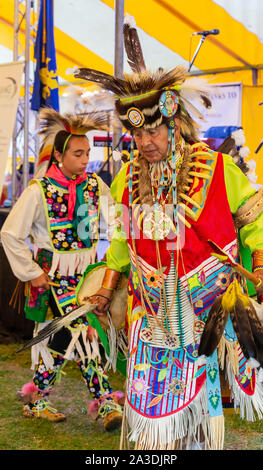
(34, 107), (110, 178)
(74, 15), (212, 140)
(74, 16), (213, 237)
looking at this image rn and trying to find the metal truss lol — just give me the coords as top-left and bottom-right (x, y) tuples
(12, 0), (40, 204)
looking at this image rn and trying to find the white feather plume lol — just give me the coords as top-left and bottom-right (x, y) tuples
(180, 77), (213, 106)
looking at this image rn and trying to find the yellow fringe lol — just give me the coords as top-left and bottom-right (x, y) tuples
(137, 210), (145, 228)
(179, 192), (201, 209)
(209, 415), (225, 450)
(189, 171), (211, 180)
(178, 202), (197, 220)
(190, 162), (212, 171)
(218, 336), (239, 376)
(133, 205), (141, 219)
(177, 211), (192, 228)
(191, 143), (209, 149)
(132, 196), (140, 205)
(125, 170), (139, 182)
(193, 152), (216, 160)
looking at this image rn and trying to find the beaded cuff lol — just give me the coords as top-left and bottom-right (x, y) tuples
(234, 188), (263, 228)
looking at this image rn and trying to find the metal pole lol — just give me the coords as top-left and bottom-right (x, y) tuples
(11, 2), (20, 205)
(112, 0), (124, 178)
(188, 35), (206, 72)
(252, 68), (258, 86)
(23, 0), (31, 190)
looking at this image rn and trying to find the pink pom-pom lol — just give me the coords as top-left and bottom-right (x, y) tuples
(111, 391), (124, 400)
(21, 382), (38, 395)
(88, 400), (100, 420)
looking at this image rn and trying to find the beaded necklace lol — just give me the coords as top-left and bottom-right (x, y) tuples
(128, 131), (190, 345)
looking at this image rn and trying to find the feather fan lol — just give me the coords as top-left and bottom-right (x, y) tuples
(16, 302), (96, 353)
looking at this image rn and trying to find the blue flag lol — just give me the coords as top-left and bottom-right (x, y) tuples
(31, 0), (59, 111)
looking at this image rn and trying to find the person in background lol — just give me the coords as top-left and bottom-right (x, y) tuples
(1, 108), (123, 431)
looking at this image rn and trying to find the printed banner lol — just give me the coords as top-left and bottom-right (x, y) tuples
(0, 61), (24, 198)
(198, 82), (242, 134)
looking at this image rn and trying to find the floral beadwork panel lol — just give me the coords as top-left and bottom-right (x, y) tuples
(41, 176), (99, 251)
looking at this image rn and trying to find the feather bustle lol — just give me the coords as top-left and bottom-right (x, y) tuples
(16, 303), (95, 353)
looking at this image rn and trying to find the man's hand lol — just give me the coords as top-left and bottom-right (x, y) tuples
(88, 287), (113, 316)
(31, 272), (50, 291)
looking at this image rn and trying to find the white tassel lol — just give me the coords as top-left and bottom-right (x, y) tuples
(105, 312), (118, 371)
(64, 331), (81, 360)
(30, 321), (54, 370)
(74, 339), (86, 365)
(117, 328), (128, 356)
(32, 244), (39, 260)
(246, 159), (257, 171)
(112, 150), (122, 162)
(58, 253), (69, 276)
(124, 13), (137, 28)
(90, 334), (101, 361)
(66, 65), (78, 76)
(239, 145), (250, 158)
(48, 248), (96, 278)
(68, 253), (78, 277)
(231, 129), (246, 147)
(49, 252), (60, 277)
(247, 358), (260, 369)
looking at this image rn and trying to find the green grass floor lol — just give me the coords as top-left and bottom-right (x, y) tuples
(0, 343), (263, 450)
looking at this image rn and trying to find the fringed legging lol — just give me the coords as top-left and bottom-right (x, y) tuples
(32, 325), (112, 400)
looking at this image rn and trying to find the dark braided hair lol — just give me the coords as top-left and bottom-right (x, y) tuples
(47, 130), (72, 170)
